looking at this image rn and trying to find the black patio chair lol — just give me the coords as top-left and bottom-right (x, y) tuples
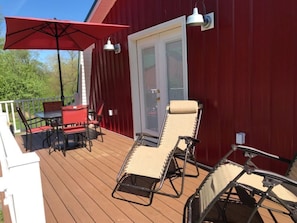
(58, 105), (92, 156)
(183, 144), (297, 223)
(42, 100), (62, 126)
(16, 106), (52, 151)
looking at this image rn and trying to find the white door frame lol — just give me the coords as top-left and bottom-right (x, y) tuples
(128, 16), (188, 139)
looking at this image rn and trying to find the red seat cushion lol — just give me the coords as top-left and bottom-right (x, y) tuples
(28, 126), (52, 134)
(63, 125), (86, 135)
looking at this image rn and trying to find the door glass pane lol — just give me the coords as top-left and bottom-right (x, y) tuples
(142, 47), (158, 131)
(166, 40), (184, 100)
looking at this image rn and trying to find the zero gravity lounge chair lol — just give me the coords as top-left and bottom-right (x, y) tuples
(112, 100), (203, 206)
(183, 144), (297, 223)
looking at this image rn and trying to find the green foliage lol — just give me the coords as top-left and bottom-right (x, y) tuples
(0, 48), (46, 100)
(0, 36), (79, 101)
(46, 51), (78, 98)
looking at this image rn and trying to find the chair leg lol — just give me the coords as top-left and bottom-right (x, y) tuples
(99, 125), (103, 142)
(62, 134), (67, 156)
(29, 133), (33, 152)
(93, 125), (97, 139)
(25, 132), (29, 151)
(42, 130), (52, 148)
(92, 124), (103, 142)
(85, 128), (92, 152)
(49, 127), (59, 154)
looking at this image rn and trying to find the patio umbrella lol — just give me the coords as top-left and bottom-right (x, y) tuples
(3, 16), (128, 105)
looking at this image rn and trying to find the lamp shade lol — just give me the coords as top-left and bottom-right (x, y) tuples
(103, 39), (115, 51)
(186, 7), (204, 26)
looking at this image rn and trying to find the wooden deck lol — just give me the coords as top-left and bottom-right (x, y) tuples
(9, 129), (207, 223)
(2, 129), (294, 223)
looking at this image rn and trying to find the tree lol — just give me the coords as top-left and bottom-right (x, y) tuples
(0, 36), (79, 101)
(0, 44), (50, 100)
(47, 51), (79, 97)
(0, 32), (78, 100)
(0, 14), (80, 101)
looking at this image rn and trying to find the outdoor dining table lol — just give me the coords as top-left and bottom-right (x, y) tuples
(35, 110), (62, 120)
(35, 108), (94, 153)
(36, 109), (94, 120)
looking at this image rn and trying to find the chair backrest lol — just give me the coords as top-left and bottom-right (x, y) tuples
(62, 105), (88, 126)
(97, 101), (104, 117)
(16, 107), (30, 131)
(43, 101), (62, 112)
(158, 100), (202, 150)
(199, 163), (243, 214)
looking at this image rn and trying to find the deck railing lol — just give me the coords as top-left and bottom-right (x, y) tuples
(0, 113), (46, 223)
(0, 96), (74, 133)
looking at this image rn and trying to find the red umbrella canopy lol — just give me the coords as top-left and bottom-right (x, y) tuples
(4, 16), (129, 50)
(3, 16), (129, 105)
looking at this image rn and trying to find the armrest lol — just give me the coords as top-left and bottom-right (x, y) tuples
(232, 144), (291, 164)
(251, 168), (297, 188)
(27, 117), (44, 125)
(179, 136), (200, 145)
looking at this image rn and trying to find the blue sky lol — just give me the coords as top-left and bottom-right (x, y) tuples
(0, 0), (96, 61)
(0, 0), (95, 21)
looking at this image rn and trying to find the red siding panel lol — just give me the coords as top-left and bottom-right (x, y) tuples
(88, 0), (297, 171)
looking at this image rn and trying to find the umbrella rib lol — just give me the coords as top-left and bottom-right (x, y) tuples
(4, 16), (128, 105)
(62, 27), (101, 50)
(5, 17), (128, 50)
(4, 23), (55, 49)
(55, 23), (71, 37)
(56, 23), (83, 49)
(33, 22), (64, 38)
(71, 28), (102, 41)
(51, 23), (99, 50)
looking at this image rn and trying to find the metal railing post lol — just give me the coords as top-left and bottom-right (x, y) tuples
(0, 96), (74, 133)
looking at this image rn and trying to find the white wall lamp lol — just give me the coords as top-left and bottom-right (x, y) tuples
(186, 0), (215, 31)
(103, 37), (121, 54)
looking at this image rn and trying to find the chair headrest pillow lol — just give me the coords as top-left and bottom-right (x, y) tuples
(169, 100), (198, 114)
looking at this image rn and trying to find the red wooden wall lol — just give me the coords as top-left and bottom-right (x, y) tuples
(88, 0), (297, 172)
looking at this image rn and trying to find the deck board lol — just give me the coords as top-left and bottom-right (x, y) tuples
(2, 128), (294, 223)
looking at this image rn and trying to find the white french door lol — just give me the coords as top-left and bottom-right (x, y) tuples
(129, 16), (188, 137)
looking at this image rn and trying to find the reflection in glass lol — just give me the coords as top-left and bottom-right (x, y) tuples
(142, 47), (158, 131)
(166, 40), (184, 100)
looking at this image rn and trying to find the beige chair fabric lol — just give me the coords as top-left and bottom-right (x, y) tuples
(184, 145), (297, 223)
(125, 100), (198, 179)
(199, 163), (297, 214)
(112, 100), (202, 206)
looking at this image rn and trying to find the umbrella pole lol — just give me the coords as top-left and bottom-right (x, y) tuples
(56, 49), (64, 106)
(54, 23), (65, 106)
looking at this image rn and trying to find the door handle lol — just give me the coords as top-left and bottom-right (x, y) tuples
(151, 89), (160, 94)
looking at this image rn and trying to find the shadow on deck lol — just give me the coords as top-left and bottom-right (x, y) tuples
(9, 128), (206, 223)
(3, 129), (293, 223)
